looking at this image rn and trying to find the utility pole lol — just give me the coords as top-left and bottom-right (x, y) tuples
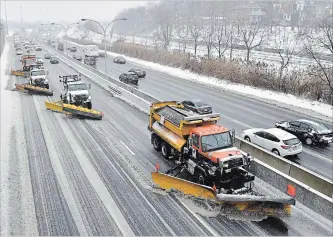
(4, 0), (9, 35)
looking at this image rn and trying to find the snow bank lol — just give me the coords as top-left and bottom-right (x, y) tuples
(105, 50), (333, 118)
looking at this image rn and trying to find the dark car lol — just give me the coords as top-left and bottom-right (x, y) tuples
(50, 56), (59, 64)
(181, 99), (213, 114)
(69, 47), (77, 52)
(44, 53), (52, 59)
(114, 56), (126, 64)
(128, 68), (146, 78)
(35, 46), (42, 51)
(73, 55), (82, 61)
(275, 119), (333, 146)
(119, 72), (138, 85)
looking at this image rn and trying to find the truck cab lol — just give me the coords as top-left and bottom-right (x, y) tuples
(29, 69), (49, 89)
(61, 81), (92, 109)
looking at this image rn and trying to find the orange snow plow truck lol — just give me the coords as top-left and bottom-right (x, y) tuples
(148, 101), (295, 219)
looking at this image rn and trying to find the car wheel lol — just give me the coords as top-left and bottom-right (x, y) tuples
(272, 149), (280, 156)
(244, 136), (251, 142)
(305, 137), (313, 145)
(161, 142), (170, 159)
(152, 135), (161, 152)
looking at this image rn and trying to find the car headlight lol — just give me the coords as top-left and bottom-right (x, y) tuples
(44, 79), (48, 83)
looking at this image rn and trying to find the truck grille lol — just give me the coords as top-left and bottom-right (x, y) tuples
(224, 158), (244, 168)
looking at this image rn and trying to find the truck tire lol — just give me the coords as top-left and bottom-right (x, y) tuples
(152, 134), (161, 152)
(161, 142), (170, 159)
(46, 84), (49, 89)
(87, 102), (92, 109)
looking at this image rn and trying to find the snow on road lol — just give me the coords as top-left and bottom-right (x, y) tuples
(0, 38), (38, 235)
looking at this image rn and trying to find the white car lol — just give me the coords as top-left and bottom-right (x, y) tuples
(241, 128), (302, 157)
(16, 50), (23, 55)
(36, 57), (44, 64)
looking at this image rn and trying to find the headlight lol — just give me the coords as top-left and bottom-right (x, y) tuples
(44, 79), (48, 83)
(86, 95), (91, 102)
(208, 166), (217, 175)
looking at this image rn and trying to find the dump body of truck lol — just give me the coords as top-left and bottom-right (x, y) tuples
(149, 101), (220, 152)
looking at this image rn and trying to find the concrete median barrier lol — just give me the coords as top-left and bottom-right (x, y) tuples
(237, 137), (333, 198)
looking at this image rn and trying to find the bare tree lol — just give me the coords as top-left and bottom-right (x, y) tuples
(303, 18), (333, 102)
(150, 1), (175, 50)
(239, 19), (265, 64)
(186, 1), (203, 57)
(270, 34), (297, 92)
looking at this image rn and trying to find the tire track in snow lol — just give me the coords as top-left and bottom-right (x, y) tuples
(21, 95), (78, 235)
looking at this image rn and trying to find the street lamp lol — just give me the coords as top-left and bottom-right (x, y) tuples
(50, 22), (79, 54)
(81, 17), (127, 80)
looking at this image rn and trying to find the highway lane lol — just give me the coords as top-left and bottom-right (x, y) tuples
(64, 41), (333, 180)
(35, 45), (332, 235)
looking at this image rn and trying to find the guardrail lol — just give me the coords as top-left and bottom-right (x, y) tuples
(37, 38), (333, 220)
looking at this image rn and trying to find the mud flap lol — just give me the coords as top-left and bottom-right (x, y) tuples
(151, 171), (295, 217)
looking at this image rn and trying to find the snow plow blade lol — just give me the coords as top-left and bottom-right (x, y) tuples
(45, 101), (104, 120)
(15, 84), (53, 96)
(45, 101), (64, 113)
(11, 69), (24, 76)
(151, 171), (294, 217)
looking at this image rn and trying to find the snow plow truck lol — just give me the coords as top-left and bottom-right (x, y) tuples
(148, 101), (295, 219)
(44, 74), (104, 120)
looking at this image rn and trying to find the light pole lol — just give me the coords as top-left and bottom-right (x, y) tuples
(51, 22), (79, 54)
(81, 18), (127, 80)
(4, 0), (9, 35)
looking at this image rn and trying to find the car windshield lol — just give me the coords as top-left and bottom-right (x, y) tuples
(307, 122), (330, 133)
(68, 83), (87, 91)
(31, 71), (45, 76)
(283, 138), (300, 146)
(201, 132), (232, 152)
(193, 100), (208, 107)
(51, 57), (58, 60)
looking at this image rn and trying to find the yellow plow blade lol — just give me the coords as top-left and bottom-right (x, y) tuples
(151, 171), (216, 199)
(45, 101), (64, 113)
(11, 69), (24, 76)
(15, 84), (26, 91)
(151, 171), (294, 218)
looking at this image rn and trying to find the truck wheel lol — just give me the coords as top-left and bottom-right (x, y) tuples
(152, 135), (161, 152)
(244, 136), (251, 142)
(161, 142), (170, 159)
(46, 84), (49, 89)
(87, 102), (92, 109)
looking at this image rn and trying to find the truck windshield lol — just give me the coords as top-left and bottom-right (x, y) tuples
(31, 71), (45, 76)
(68, 84), (87, 91)
(201, 132), (232, 152)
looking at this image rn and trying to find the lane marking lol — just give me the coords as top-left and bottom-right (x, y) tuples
(53, 112), (135, 236)
(32, 96), (89, 235)
(176, 199), (219, 236)
(303, 147), (333, 163)
(120, 140), (135, 155)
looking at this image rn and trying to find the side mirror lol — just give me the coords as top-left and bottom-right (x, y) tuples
(88, 84), (91, 89)
(59, 80), (62, 82)
(59, 76), (62, 78)
(231, 128), (236, 143)
(60, 94), (62, 99)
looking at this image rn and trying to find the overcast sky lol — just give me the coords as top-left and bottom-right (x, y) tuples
(1, 1), (148, 24)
